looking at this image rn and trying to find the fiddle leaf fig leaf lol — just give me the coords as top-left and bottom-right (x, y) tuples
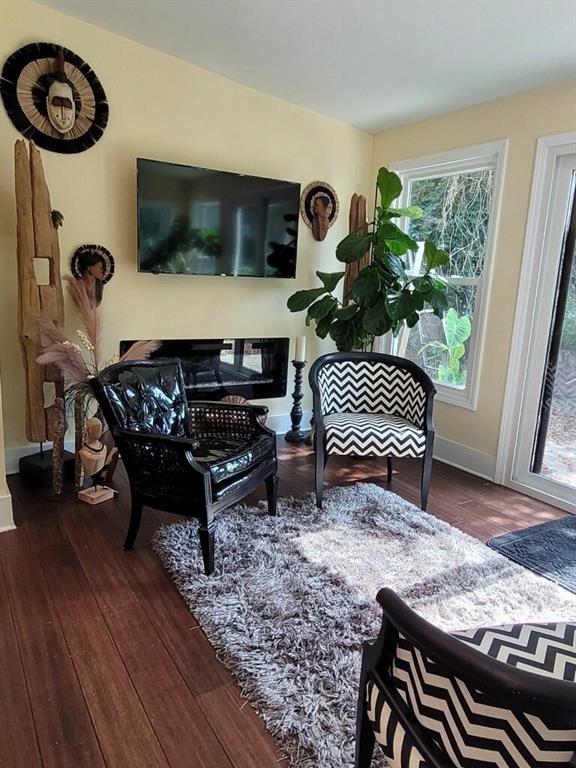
(377, 220), (419, 254)
(316, 270), (345, 293)
(306, 295), (338, 325)
(287, 287), (327, 312)
(406, 311), (420, 328)
(351, 265), (380, 306)
(336, 232), (374, 263)
(335, 303), (360, 321)
(383, 252), (407, 280)
(387, 206), (423, 219)
(424, 241), (449, 270)
(362, 300), (392, 336)
(315, 310), (335, 339)
(386, 290), (420, 321)
(377, 167), (403, 209)
(426, 285), (449, 318)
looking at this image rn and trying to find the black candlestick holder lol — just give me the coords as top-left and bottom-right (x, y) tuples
(285, 360), (308, 443)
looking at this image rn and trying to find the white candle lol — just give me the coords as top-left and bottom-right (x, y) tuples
(295, 336), (306, 362)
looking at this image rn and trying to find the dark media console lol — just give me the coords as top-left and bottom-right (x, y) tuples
(119, 337), (289, 401)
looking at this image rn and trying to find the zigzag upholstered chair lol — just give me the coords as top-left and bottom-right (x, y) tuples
(309, 352), (436, 509)
(357, 589), (576, 768)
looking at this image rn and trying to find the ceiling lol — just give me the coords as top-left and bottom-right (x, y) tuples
(38, 0), (576, 132)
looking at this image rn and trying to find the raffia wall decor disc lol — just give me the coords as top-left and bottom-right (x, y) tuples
(1, 42), (109, 154)
(299, 181), (339, 229)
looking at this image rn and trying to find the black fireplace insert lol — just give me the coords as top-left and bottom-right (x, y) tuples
(119, 337), (289, 401)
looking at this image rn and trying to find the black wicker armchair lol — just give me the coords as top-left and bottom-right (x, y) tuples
(90, 359), (278, 575)
(357, 589), (576, 767)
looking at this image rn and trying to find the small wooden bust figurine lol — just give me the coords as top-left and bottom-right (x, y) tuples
(77, 417), (115, 504)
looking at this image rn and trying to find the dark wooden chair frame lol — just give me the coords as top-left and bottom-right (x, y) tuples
(356, 588), (576, 768)
(91, 359), (278, 575)
(309, 352), (436, 510)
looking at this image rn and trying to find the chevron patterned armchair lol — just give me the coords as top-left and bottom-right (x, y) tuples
(357, 589), (576, 768)
(309, 352), (436, 510)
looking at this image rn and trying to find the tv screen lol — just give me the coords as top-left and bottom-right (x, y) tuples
(137, 158), (300, 278)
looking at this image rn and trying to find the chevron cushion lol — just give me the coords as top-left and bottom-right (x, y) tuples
(323, 412), (426, 457)
(367, 622), (576, 767)
(317, 360), (426, 427)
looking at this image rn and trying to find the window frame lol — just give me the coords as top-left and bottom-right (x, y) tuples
(378, 140), (508, 410)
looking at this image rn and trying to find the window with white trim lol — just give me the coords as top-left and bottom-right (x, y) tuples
(388, 141), (507, 410)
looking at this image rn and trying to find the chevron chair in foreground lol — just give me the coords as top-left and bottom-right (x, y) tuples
(356, 589), (576, 768)
(309, 352), (436, 509)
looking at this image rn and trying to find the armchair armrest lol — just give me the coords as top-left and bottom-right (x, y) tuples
(187, 401), (273, 439)
(113, 428), (210, 475)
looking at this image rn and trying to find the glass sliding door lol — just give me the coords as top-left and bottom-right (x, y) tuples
(507, 147), (576, 512)
(531, 193), (576, 489)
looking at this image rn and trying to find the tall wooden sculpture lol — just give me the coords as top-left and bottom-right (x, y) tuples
(343, 193), (371, 304)
(14, 139), (66, 493)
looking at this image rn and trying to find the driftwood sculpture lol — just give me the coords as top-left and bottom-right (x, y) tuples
(14, 139), (66, 492)
(343, 193), (371, 304)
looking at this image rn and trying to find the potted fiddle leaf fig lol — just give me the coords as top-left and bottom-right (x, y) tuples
(287, 167), (450, 351)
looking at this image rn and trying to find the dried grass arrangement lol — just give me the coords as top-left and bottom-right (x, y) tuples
(36, 275), (159, 417)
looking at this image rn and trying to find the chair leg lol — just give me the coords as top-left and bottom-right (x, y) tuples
(421, 441), (434, 511)
(198, 520), (215, 575)
(265, 473), (278, 516)
(315, 442), (325, 508)
(355, 708), (376, 768)
(386, 456), (393, 484)
(123, 498), (142, 550)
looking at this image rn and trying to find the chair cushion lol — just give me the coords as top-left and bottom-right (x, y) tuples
(367, 623), (576, 767)
(323, 412), (426, 457)
(192, 433), (275, 485)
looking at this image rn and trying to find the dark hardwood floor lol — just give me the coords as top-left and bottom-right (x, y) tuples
(1, 444), (566, 768)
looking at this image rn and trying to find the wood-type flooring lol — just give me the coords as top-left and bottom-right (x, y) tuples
(1, 444), (567, 767)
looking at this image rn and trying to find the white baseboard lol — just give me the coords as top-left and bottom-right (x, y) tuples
(267, 410), (312, 435)
(433, 435), (496, 481)
(5, 421), (494, 485)
(0, 493), (15, 532)
(4, 415), (313, 474)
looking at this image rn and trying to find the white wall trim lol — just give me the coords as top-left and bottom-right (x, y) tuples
(495, 131), (576, 489)
(267, 410), (312, 436)
(0, 493), (15, 532)
(433, 434), (495, 481)
(388, 139), (509, 412)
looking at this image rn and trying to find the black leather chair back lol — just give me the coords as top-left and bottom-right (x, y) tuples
(93, 359), (189, 437)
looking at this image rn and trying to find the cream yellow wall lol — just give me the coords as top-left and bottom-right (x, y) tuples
(0, 0), (372, 454)
(372, 81), (576, 460)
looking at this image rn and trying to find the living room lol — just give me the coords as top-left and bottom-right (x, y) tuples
(0, 1), (575, 767)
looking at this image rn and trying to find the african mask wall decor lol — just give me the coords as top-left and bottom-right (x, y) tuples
(300, 181), (339, 242)
(46, 51), (76, 133)
(0, 42), (108, 154)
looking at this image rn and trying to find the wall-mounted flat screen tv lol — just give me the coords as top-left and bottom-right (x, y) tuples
(137, 158), (300, 278)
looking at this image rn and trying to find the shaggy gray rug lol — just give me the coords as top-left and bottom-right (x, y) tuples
(153, 483), (576, 768)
